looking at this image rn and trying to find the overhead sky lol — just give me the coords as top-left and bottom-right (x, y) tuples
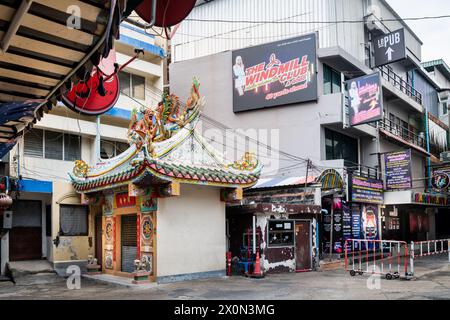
(387, 0), (450, 64)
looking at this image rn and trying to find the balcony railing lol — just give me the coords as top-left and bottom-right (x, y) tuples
(379, 117), (426, 150)
(378, 66), (423, 106)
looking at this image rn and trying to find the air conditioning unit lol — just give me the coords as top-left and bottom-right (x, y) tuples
(440, 151), (450, 162)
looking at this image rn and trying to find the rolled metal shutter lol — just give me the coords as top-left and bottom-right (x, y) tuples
(121, 215), (137, 273)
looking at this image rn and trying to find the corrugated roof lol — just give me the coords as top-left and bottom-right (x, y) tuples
(422, 59), (450, 81)
(251, 176), (316, 189)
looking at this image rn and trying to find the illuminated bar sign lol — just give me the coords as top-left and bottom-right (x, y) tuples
(350, 175), (384, 204)
(345, 72), (383, 127)
(232, 33), (318, 112)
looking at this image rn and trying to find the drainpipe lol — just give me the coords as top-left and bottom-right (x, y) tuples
(425, 111), (432, 191)
(0, 0), (33, 53)
(252, 215), (256, 255)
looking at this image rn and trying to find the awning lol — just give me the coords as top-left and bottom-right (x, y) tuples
(0, 100), (43, 157)
(251, 176), (316, 189)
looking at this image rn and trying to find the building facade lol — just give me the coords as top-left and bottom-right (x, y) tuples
(1, 22), (167, 276)
(169, 0), (450, 266)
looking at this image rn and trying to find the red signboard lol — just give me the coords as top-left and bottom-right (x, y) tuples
(115, 192), (136, 208)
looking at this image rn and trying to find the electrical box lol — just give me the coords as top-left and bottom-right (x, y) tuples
(3, 210), (12, 229)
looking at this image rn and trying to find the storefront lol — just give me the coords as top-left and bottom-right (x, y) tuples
(227, 176), (322, 274)
(228, 202), (321, 274)
(69, 81), (262, 282)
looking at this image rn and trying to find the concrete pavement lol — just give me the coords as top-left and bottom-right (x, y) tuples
(0, 255), (448, 300)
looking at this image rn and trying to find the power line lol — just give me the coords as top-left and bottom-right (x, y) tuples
(184, 15), (450, 25)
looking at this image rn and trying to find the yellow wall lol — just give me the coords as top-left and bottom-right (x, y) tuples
(51, 181), (95, 263)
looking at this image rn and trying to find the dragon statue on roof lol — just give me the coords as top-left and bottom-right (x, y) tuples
(127, 77), (203, 153)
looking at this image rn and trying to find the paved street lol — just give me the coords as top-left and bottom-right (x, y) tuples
(0, 256), (449, 300)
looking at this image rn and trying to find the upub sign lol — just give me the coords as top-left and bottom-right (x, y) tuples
(373, 29), (406, 67)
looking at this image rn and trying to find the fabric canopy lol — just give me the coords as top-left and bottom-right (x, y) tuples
(0, 100), (44, 158)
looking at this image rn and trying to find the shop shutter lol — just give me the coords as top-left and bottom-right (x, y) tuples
(121, 215), (137, 273)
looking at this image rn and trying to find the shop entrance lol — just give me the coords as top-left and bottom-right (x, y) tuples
(295, 221), (311, 271)
(121, 214), (137, 273)
(9, 200), (42, 261)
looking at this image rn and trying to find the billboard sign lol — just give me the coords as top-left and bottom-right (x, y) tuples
(232, 33), (318, 113)
(431, 165), (450, 192)
(373, 29), (406, 67)
(350, 175), (384, 204)
(345, 72), (383, 126)
(385, 149), (412, 190)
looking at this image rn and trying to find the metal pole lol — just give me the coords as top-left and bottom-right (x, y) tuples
(448, 240), (450, 263)
(252, 215), (256, 255)
(303, 159), (310, 203)
(95, 116), (101, 160)
(329, 204), (334, 262)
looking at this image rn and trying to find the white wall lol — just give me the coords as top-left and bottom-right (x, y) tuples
(172, 0), (366, 63)
(157, 184), (226, 277)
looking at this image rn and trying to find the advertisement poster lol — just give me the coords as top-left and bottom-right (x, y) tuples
(351, 204), (362, 250)
(342, 202), (352, 252)
(345, 72), (383, 126)
(431, 165), (450, 192)
(232, 33), (317, 112)
(385, 149), (412, 190)
(322, 208), (331, 254)
(361, 204), (379, 241)
(350, 175), (384, 204)
(332, 202), (343, 254)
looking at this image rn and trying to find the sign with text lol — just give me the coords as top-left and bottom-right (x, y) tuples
(385, 149), (412, 190)
(373, 29), (406, 67)
(345, 72), (383, 127)
(232, 33), (317, 112)
(350, 175), (384, 204)
(431, 165), (450, 192)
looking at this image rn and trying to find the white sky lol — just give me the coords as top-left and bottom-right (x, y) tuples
(387, 0), (450, 63)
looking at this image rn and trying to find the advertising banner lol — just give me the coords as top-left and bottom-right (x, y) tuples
(431, 165), (450, 192)
(345, 72), (383, 126)
(385, 149), (412, 190)
(232, 33), (317, 112)
(350, 175), (384, 204)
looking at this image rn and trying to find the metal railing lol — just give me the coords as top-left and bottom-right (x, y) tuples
(378, 66), (423, 105)
(379, 117), (426, 149)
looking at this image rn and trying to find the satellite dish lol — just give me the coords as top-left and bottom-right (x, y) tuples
(134, 0), (196, 27)
(62, 50), (120, 115)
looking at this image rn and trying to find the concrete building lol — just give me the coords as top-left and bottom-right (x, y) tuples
(169, 0), (450, 265)
(1, 22), (167, 276)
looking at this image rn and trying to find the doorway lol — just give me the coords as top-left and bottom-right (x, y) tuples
(95, 215), (103, 267)
(121, 214), (137, 273)
(295, 221), (311, 271)
(10, 200), (42, 261)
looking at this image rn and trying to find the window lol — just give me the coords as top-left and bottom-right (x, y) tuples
(325, 128), (358, 166)
(442, 101), (448, 116)
(100, 140), (129, 159)
(45, 131), (63, 160)
(119, 72), (145, 100)
(24, 128), (43, 158)
(24, 129), (81, 161)
(267, 220), (295, 247)
(323, 64), (341, 95)
(60, 205), (88, 236)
